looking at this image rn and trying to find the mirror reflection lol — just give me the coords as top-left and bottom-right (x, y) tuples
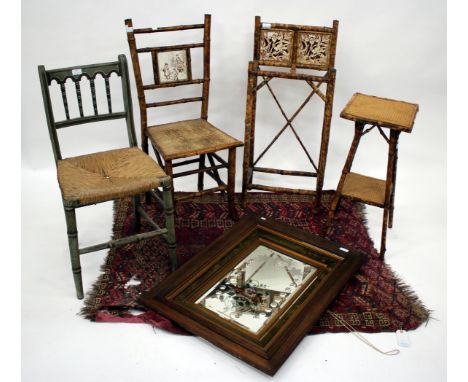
(196, 245), (318, 333)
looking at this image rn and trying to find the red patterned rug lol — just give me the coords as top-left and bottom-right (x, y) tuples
(81, 192), (430, 334)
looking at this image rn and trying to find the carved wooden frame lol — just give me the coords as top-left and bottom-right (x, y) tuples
(140, 215), (364, 376)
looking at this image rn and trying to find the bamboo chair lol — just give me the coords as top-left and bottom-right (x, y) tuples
(125, 14), (243, 220)
(38, 55), (176, 299)
(242, 17), (339, 209)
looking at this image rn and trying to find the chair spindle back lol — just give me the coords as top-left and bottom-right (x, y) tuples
(38, 54), (137, 162)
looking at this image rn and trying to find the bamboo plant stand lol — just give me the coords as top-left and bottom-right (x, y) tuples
(322, 93), (418, 257)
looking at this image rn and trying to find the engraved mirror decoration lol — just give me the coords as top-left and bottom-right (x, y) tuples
(196, 244), (319, 334)
(296, 32), (332, 69)
(259, 29), (293, 63)
(139, 216), (364, 376)
(155, 49), (191, 84)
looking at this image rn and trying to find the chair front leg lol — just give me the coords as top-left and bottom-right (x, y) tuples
(132, 194), (142, 232)
(162, 177), (177, 271)
(198, 154), (206, 192)
(64, 205), (84, 299)
(227, 148), (238, 220)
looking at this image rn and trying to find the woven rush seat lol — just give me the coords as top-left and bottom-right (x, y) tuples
(342, 172), (386, 207)
(58, 147), (167, 205)
(341, 93), (418, 132)
(147, 119), (243, 161)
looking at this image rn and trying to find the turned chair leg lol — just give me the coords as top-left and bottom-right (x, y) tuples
(227, 148), (238, 220)
(132, 194), (142, 232)
(64, 205), (84, 299)
(162, 177), (177, 271)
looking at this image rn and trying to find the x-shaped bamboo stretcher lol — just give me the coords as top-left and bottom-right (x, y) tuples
(252, 76), (326, 173)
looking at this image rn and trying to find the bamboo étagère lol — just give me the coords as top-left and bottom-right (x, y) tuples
(322, 93), (419, 258)
(242, 17), (339, 209)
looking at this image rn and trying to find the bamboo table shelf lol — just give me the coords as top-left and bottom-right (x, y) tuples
(322, 93), (418, 257)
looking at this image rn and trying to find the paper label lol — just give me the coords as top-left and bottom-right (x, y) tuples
(126, 26), (133, 32)
(71, 68), (82, 76)
(396, 329), (411, 347)
(262, 23), (272, 29)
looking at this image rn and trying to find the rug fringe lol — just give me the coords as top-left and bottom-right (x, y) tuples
(339, 198), (432, 327)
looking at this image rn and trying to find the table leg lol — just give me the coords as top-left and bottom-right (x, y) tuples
(322, 122), (364, 236)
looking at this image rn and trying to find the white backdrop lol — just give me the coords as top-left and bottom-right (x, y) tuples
(22, 0), (446, 381)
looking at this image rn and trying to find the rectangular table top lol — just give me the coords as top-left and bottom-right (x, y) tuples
(341, 93), (419, 132)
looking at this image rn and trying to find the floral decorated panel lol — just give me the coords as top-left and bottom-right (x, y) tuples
(296, 32), (332, 69)
(259, 29), (294, 64)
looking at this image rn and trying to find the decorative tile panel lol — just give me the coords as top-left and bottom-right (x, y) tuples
(156, 49), (189, 84)
(259, 29), (293, 63)
(296, 32), (332, 69)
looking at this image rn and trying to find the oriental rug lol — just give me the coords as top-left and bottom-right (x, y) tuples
(81, 192), (430, 334)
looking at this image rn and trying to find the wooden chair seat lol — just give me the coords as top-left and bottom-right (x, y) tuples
(58, 147), (167, 206)
(147, 119), (242, 161)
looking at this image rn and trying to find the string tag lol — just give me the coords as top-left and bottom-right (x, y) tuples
(71, 68), (82, 76)
(396, 329), (411, 347)
(327, 310), (400, 356)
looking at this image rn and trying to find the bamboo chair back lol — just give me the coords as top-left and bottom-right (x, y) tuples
(38, 55), (137, 162)
(125, 15), (211, 153)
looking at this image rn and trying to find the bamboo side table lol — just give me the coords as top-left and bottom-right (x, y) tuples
(322, 93), (418, 257)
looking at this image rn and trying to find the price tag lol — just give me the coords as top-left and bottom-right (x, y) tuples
(126, 26), (133, 32)
(396, 329), (411, 347)
(262, 23), (272, 29)
(71, 68), (82, 76)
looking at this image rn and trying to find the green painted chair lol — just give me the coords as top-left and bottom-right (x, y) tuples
(38, 55), (177, 299)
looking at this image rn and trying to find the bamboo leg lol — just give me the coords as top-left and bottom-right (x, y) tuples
(228, 148), (238, 220)
(141, 112), (149, 155)
(198, 154), (206, 191)
(380, 131), (399, 257)
(64, 205), (84, 299)
(315, 70), (336, 210)
(132, 194), (142, 232)
(207, 153), (225, 194)
(322, 122), (364, 237)
(242, 62), (257, 204)
(388, 133), (400, 228)
(161, 177), (177, 271)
